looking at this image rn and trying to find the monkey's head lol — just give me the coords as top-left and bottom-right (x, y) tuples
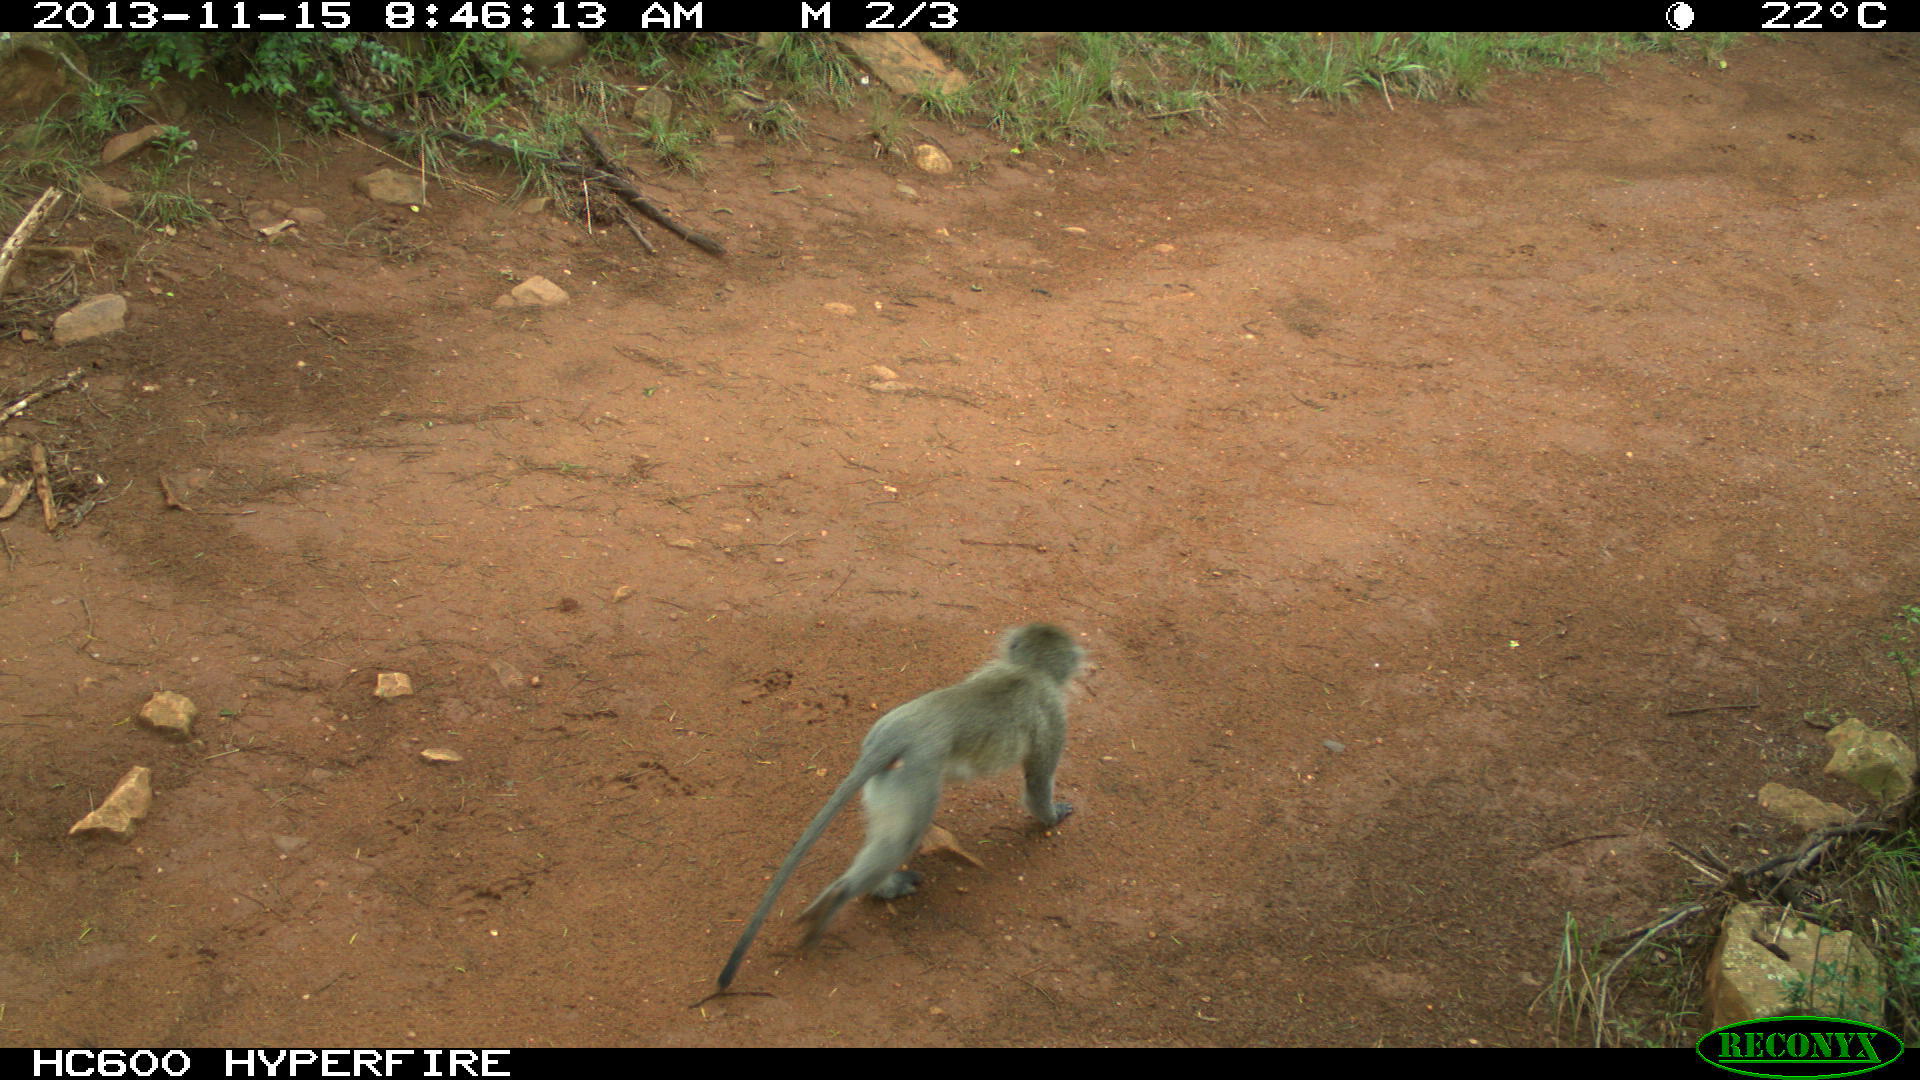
(1001, 623), (1083, 685)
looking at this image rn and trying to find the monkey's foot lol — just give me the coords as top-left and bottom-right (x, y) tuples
(874, 870), (922, 900)
(1046, 801), (1075, 826)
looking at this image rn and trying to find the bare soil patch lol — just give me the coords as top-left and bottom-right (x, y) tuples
(3, 36), (1918, 1046)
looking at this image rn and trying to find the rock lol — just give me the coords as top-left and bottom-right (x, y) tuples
(868, 364), (899, 380)
(420, 748), (464, 764)
(517, 196), (552, 215)
(1756, 782), (1851, 832)
(286, 207), (327, 225)
(667, 538), (698, 549)
(374, 672), (413, 699)
(100, 124), (169, 165)
(137, 691), (197, 739)
(502, 32), (588, 69)
(611, 584), (635, 603)
(0, 33), (85, 116)
(247, 206), (295, 232)
(837, 33), (969, 96)
(823, 302), (856, 316)
(68, 766), (152, 837)
(628, 86), (674, 124)
(1822, 718), (1916, 803)
(354, 168), (427, 207)
(494, 276), (569, 308)
(911, 143), (954, 175)
(77, 178), (133, 212)
(894, 182), (920, 202)
(53, 294), (128, 344)
(1706, 902), (1883, 1026)
(271, 835), (308, 853)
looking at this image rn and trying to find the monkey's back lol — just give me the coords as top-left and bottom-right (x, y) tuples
(865, 667), (1059, 784)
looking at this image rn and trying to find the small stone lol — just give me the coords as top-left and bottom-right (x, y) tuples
(868, 364), (899, 380)
(354, 168), (427, 207)
(518, 196), (552, 215)
(420, 748), (464, 764)
(628, 85), (674, 124)
(497, 276), (569, 308)
(1757, 783), (1851, 832)
(667, 538), (698, 549)
(910, 144), (954, 175)
(286, 207), (327, 225)
(894, 183), (920, 202)
(271, 835), (308, 853)
(77, 177), (133, 211)
(502, 31), (587, 69)
(374, 672), (413, 699)
(1823, 718), (1916, 803)
(823, 302), (856, 316)
(100, 123), (167, 165)
(68, 766), (152, 836)
(137, 690), (197, 739)
(53, 293), (128, 344)
(612, 584), (635, 603)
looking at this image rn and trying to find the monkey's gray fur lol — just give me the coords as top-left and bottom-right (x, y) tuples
(717, 623), (1083, 989)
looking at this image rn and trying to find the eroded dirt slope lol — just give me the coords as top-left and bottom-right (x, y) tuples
(2, 35), (1918, 1046)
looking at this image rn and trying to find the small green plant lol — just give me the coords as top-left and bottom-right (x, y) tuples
(1888, 927), (1920, 1033)
(634, 115), (703, 174)
(1784, 955), (1886, 1023)
(243, 128), (307, 182)
(866, 101), (906, 158)
(745, 100), (802, 143)
(135, 190), (211, 230)
(68, 76), (147, 137)
(911, 84), (972, 124)
(149, 125), (197, 170)
(1884, 603), (1920, 723)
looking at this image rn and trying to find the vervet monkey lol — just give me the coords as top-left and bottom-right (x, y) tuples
(717, 623), (1083, 990)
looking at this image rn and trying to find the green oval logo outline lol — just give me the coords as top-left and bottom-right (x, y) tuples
(1696, 1015), (1905, 1079)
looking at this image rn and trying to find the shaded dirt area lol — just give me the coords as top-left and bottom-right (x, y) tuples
(3, 35), (1919, 1047)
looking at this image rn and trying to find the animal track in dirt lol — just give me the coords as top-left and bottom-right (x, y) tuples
(601, 760), (695, 798)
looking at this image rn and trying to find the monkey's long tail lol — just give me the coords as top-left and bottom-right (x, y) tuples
(716, 741), (905, 989)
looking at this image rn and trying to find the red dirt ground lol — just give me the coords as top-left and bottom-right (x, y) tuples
(3, 35), (1918, 1047)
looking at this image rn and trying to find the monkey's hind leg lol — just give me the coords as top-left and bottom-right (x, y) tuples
(796, 760), (939, 947)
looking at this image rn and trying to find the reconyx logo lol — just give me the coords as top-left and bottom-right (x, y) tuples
(1697, 1016), (1904, 1079)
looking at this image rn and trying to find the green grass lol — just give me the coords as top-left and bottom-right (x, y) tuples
(1830, 831), (1920, 1041)
(4, 31), (1756, 223)
(135, 189), (212, 229)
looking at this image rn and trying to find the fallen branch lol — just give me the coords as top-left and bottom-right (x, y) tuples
(30, 441), (54, 531)
(1, 367), (86, 427)
(1665, 701), (1760, 716)
(335, 96), (723, 257)
(0, 188), (64, 294)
